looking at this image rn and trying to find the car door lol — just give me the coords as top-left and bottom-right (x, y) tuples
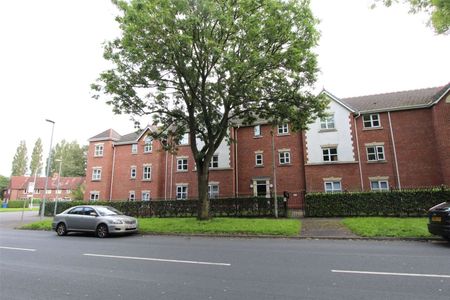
(80, 207), (99, 231)
(65, 207), (85, 230)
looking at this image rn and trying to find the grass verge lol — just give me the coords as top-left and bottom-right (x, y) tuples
(342, 217), (431, 238)
(20, 218), (301, 236)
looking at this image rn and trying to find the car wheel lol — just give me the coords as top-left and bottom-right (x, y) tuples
(96, 224), (108, 238)
(56, 223), (67, 236)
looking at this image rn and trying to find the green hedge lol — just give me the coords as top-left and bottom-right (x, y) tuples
(304, 188), (450, 217)
(6, 199), (41, 208)
(41, 197), (287, 218)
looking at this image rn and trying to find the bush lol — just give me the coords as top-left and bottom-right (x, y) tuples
(304, 188), (450, 217)
(41, 197), (287, 218)
(6, 199), (41, 208)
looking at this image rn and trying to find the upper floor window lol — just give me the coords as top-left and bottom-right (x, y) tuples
(144, 136), (153, 153)
(278, 124), (289, 135)
(363, 114), (381, 128)
(279, 151), (291, 165)
(324, 181), (342, 193)
(131, 143), (138, 154)
(208, 184), (219, 199)
(255, 153), (263, 166)
(143, 165), (152, 180)
(254, 125), (261, 137)
(320, 115), (335, 130)
(130, 166), (137, 179)
(94, 144), (104, 157)
(176, 185), (188, 200)
(370, 180), (389, 192)
(177, 158), (188, 171)
(90, 191), (99, 201)
(142, 191), (151, 201)
(129, 191), (136, 201)
(322, 147), (338, 162)
(209, 155), (219, 169)
(92, 168), (102, 181)
(367, 145), (385, 161)
(179, 133), (189, 145)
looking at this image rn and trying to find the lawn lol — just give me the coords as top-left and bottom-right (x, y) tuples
(342, 217), (432, 238)
(21, 217), (301, 236)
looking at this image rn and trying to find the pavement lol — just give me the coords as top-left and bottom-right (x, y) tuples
(0, 210), (50, 229)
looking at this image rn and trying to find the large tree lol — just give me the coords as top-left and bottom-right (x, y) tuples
(0, 175), (9, 199)
(11, 140), (28, 176)
(374, 0), (450, 34)
(93, 0), (327, 219)
(47, 140), (87, 177)
(30, 138), (44, 176)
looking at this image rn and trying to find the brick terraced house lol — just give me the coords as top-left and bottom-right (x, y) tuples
(85, 83), (450, 209)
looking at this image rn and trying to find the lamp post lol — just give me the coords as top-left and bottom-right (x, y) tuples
(53, 158), (62, 216)
(40, 119), (55, 219)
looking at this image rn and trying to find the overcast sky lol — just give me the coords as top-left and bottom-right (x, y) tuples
(1, 0), (449, 177)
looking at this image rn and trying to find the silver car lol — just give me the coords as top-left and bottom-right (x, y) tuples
(52, 205), (138, 238)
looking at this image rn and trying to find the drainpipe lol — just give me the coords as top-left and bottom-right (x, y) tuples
(234, 126), (239, 197)
(170, 153), (174, 199)
(271, 128), (278, 218)
(109, 144), (116, 201)
(388, 112), (401, 190)
(354, 113), (364, 191)
(164, 150), (168, 200)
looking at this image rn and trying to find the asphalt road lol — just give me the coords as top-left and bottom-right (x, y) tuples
(1, 228), (449, 300)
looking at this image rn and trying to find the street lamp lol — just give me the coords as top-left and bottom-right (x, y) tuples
(53, 158), (62, 216)
(40, 119), (55, 219)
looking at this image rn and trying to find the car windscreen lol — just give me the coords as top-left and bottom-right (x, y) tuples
(95, 206), (124, 216)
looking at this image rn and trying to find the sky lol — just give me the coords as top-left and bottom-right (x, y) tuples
(1, 0), (449, 177)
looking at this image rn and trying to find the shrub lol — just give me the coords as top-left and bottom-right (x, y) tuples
(304, 188), (450, 217)
(6, 199), (41, 208)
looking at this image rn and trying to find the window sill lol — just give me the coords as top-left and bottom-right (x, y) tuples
(277, 133), (290, 137)
(143, 151), (153, 154)
(319, 129), (337, 133)
(253, 136), (263, 139)
(362, 127), (383, 131)
(176, 170), (189, 173)
(255, 165), (264, 168)
(91, 179), (101, 182)
(279, 163), (292, 167)
(93, 155), (104, 158)
(367, 160), (387, 164)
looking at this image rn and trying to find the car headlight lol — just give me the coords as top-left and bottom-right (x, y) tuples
(110, 220), (123, 224)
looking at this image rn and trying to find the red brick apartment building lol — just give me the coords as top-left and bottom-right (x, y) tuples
(6, 175), (84, 201)
(85, 83), (450, 209)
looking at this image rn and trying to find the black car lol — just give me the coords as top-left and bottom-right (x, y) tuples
(427, 202), (450, 240)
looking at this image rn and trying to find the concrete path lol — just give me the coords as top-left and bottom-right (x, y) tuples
(0, 211), (50, 229)
(300, 217), (359, 238)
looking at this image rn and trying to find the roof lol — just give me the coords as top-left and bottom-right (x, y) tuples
(340, 83), (450, 113)
(88, 129), (121, 142)
(9, 176), (85, 190)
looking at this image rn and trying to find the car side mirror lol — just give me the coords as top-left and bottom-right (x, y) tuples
(90, 212), (98, 217)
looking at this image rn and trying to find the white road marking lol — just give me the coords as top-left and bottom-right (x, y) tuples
(331, 269), (450, 279)
(83, 253), (231, 266)
(0, 246), (36, 252)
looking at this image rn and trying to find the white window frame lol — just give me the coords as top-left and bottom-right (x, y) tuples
(143, 165), (152, 180)
(131, 143), (138, 154)
(92, 168), (102, 181)
(277, 124), (289, 135)
(176, 185), (188, 200)
(254, 125), (261, 137)
(322, 147), (338, 162)
(320, 115), (335, 130)
(370, 180), (389, 192)
(90, 191), (99, 201)
(129, 191), (136, 201)
(209, 155), (219, 169)
(130, 166), (137, 179)
(144, 136), (153, 153)
(142, 191), (151, 201)
(279, 151), (291, 165)
(363, 114), (381, 128)
(367, 145), (385, 161)
(177, 158), (188, 171)
(324, 181), (342, 193)
(255, 153), (263, 166)
(208, 184), (219, 199)
(94, 144), (104, 157)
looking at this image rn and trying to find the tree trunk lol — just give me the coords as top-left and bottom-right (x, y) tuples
(197, 167), (210, 220)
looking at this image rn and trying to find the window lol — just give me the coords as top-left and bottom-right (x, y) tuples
(371, 180), (389, 192)
(208, 184), (219, 199)
(255, 153), (264, 166)
(94, 144), (104, 157)
(363, 114), (381, 128)
(322, 147), (338, 162)
(367, 145), (385, 161)
(209, 155), (219, 168)
(92, 168), (102, 181)
(131, 143), (138, 154)
(278, 124), (289, 135)
(179, 133), (189, 145)
(176, 185), (188, 200)
(144, 136), (153, 153)
(90, 191), (99, 201)
(56, 190), (61, 195)
(66, 190), (71, 194)
(143, 165), (152, 180)
(129, 191), (136, 201)
(324, 181), (342, 193)
(279, 151), (291, 164)
(254, 125), (261, 137)
(46, 190), (51, 194)
(320, 115), (335, 130)
(130, 166), (137, 179)
(142, 191), (151, 201)
(177, 158), (188, 171)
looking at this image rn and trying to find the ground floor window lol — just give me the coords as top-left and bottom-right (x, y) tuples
(142, 191), (151, 201)
(89, 191), (99, 201)
(208, 184), (219, 199)
(176, 185), (188, 200)
(370, 180), (389, 191)
(129, 191), (136, 201)
(324, 181), (341, 193)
